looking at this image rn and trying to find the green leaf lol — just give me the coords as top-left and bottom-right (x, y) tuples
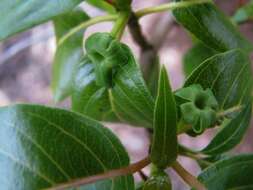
(198, 154), (253, 190)
(202, 102), (252, 155)
(52, 10), (89, 102)
(185, 49), (252, 110)
(85, 33), (154, 128)
(0, 0), (83, 41)
(0, 104), (134, 190)
(173, 0), (252, 52)
(151, 66), (178, 168)
(233, 0), (253, 23)
(109, 45), (155, 128)
(185, 49), (252, 153)
(72, 57), (118, 121)
(86, 0), (116, 13)
(183, 42), (216, 77)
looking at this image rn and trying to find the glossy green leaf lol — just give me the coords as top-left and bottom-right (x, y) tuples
(198, 154), (253, 190)
(72, 57), (118, 121)
(151, 66), (178, 168)
(233, 0), (253, 23)
(86, 0), (116, 13)
(109, 47), (155, 128)
(85, 33), (154, 128)
(202, 102), (252, 155)
(0, 0), (83, 41)
(52, 10), (89, 102)
(0, 104), (134, 190)
(183, 43), (216, 77)
(185, 49), (252, 153)
(173, 0), (252, 52)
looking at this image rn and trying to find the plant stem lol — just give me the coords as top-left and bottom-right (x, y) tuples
(127, 12), (159, 93)
(135, 0), (213, 18)
(217, 105), (243, 118)
(180, 152), (212, 167)
(58, 14), (118, 46)
(111, 11), (130, 40)
(172, 161), (206, 190)
(47, 157), (150, 190)
(138, 170), (148, 181)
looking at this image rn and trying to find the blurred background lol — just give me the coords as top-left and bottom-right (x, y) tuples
(0, 0), (252, 189)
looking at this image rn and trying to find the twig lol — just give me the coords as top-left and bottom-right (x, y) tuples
(47, 157), (150, 190)
(128, 13), (158, 85)
(138, 170), (148, 181)
(172, 161), (206, 190)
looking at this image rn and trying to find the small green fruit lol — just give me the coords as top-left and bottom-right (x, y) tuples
(175, 84), (218, 134)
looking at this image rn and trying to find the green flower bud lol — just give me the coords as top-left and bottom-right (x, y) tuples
(143, 170), (172, 190)
(175, 84), (218, 134)
(85, 32), (128, 87)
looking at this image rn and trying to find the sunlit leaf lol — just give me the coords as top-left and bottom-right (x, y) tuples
(0, 104), (134, 190)
(0, 0), (83, 40)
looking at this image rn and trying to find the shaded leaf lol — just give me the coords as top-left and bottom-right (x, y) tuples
(151, 66), (178, 168)
(0, 0), (83, 41)
(0, 104), (134, 190)
(185, 49), (252, 153)
(52, 10), (89, 102)
(173, 0), (252, 52)
(202, 102), (252, 155)
(72, 57), (118, 121)
(233, 0), (253, 23)
(198, 154), (253, 190)
(183, 42), (216, 77)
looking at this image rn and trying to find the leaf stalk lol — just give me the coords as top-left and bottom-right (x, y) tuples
(111, 11), (130, 40)
(47, 157), (150, 190)
(58, 14), (118, 45)
(172, 161), (206, 190)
